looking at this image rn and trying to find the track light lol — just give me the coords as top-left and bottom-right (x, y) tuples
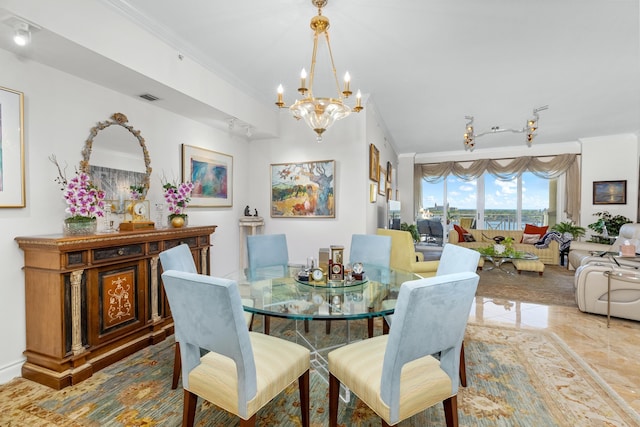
(13, 22), (31, 46)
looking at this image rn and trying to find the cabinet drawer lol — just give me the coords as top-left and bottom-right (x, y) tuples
(165, 237), (197, 249)
(93, 244), (144, 263)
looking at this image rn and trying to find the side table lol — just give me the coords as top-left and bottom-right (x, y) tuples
(239, 216), (264, 271)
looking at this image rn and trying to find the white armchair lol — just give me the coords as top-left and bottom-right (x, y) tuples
(568, 223), (640, 270)
(574, 259), (640, 322)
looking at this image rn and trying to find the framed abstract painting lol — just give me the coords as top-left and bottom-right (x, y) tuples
(271, 160), (335, 218)
(182, 144), (233, 207)
(0, 86), (25, 207)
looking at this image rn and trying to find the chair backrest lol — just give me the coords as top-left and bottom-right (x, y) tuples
(380, 271), (479, 422)
(161, 270), (257, 416)
(428, 220), (444, 238)
(436, 244), (480, 276)
(246, 234), (289, 280)
(159, 244), (197, 273)
(349, 234), (392, 282)
(376, 228), (415, 271)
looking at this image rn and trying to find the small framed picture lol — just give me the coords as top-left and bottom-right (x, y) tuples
(386, 161), (392, 183)
(593, 180), (626, 205)
(0, 86), (25, 207)
(369, 144), (379, 181)
(370, 183), (377, 203)
(378, 167), (386, 195)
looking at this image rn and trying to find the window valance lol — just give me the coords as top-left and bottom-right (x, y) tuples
(415, 154), (581, 221)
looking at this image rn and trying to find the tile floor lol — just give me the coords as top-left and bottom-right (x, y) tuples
(468, 296), (640, 414)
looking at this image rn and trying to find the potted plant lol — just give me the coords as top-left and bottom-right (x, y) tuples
(551, 221), (586, 240)
(587, 211), (632, 238)
(400, 222), (420, 242)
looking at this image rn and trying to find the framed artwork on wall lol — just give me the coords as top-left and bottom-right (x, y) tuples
(369, 144), (379, 181)
(386, 161), (392, 183)
(593, 180), (626, 205)
(378, 167), (386, 195)
(182, 144), (233, 207)
(0, 86), (25, 207)
(370, 183), (377, 203)
(271, 159), (335, 218)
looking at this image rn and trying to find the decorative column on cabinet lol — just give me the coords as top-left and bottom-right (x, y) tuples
(15, 225), (216, 389)
(239, 216), (264, 271)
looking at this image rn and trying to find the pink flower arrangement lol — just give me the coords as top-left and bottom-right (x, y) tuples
(63, 172), (106, 220)
(163, 181), (194, 216)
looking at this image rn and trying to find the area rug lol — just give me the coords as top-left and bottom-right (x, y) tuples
(1, 319), (638, 426)
(476, 264), (577, 307)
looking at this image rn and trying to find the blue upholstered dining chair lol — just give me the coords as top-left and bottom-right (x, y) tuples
(383, 243), (480, 386)
(328, 271), (479, 427)
(246, 234), (289, 334)
(161, 270), (310, 427)
(160, 244), (254, 389)
(349, 234), (392, 338)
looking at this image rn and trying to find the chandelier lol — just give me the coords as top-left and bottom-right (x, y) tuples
(464, 105), (548, 150)
(275, 0), (363, 142)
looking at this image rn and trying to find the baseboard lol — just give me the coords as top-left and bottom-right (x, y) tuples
(0, 358), (25, 385)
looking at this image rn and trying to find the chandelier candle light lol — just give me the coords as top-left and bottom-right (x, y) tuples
(464, 105), (548, 150)
(275, 0), (363, 142)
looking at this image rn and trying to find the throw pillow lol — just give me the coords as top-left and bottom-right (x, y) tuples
(522, 233), (541, 244)
(463, 233), (476, 242)
(453, 224), (468, 242)
(522, 224), (549, 242)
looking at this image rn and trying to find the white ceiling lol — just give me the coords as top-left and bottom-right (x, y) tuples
(1, 0), (639, 155)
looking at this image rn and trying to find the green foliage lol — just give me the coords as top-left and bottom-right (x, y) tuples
(587, 211), (632, 236)
(551, 221), (586, 239)
(400, 222), (420, 242)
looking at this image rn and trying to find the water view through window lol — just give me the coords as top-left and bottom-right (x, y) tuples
(420, 172), (555, 231)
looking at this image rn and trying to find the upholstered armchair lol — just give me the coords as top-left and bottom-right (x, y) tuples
(568, 223), (640, 270)
(376, 228), (439, 276)
(160, 244), (255, 389)
(328, 272), (479, 427)
(162, 270), (310, 427)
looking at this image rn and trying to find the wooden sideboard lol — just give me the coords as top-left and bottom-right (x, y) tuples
(15, 225), (217, 389)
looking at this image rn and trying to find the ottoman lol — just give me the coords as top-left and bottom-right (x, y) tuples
(511, 259), (545, 276)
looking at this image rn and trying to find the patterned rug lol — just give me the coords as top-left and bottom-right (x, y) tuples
(1, 319), (638, 426)
(476, 264), (577, 307)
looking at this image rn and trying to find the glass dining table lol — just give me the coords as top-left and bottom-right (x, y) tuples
(226, 265), (421, 400)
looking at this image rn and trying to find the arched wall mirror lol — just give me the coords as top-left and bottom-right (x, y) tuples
(80, 113), (152, 206)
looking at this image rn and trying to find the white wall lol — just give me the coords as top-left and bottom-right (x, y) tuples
(246, 99), (394, 266)
(579, 134), (639, 234)
(0, 48), (252, 383)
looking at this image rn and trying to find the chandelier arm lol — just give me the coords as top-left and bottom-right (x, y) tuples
(308, 31), (321, 98)
(323, 31), (343, 98)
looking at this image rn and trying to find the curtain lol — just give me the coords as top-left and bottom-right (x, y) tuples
(417, 154), (581, 221)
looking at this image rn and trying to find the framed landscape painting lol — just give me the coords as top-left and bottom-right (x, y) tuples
(593, 180), (626, 205)
(182, 144), (233, 207)
(0, 86), (25, 207)
(271, 160), (335, 218)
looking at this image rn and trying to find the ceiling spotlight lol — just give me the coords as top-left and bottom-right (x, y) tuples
(13, 22), (31, 46)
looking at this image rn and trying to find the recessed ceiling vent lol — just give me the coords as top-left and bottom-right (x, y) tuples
(139, 93), (160, 102)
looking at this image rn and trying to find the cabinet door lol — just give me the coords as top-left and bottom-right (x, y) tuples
(86, 260), (148, 347)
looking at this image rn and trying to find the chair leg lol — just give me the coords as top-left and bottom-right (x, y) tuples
(264, 315), (270, 335)
(367, 317), (374, 338)
(443, 395), (458, 427)
(459, 341), (467, 387)
(239, 414), (257, 427)
(183, 389), (198, 427)
(329, 373), (340, 427)
(326, 319), (331, 334)
(304, 319), (310, 333)
(248, 314), (254, 331)
(172, 343), (181, 389)
(383, 318), (390, 335)
(299, 370), (310, 427)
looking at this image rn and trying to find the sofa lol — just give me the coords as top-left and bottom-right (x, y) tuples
(376, 228), (439, 276)
(448, 227), (560, 265)
(567, 223), (640, 270)
(574, 261), (640, 322)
